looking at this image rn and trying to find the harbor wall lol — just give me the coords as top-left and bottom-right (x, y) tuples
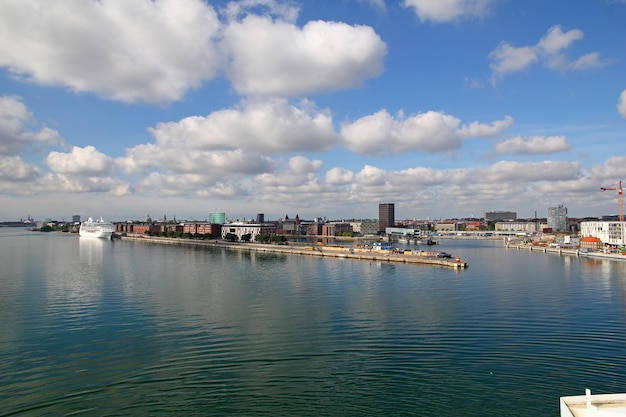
(119, 235), (468, 269)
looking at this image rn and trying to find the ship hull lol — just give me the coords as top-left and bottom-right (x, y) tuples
(79, 217), (115, 239)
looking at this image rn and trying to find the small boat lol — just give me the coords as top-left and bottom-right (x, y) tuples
(79, 217), (115, 239)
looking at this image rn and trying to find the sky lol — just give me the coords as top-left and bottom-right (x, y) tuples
(1, 0), (625, 222)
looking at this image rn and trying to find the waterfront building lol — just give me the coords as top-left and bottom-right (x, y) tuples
(495, 221), (538, 234)
(434, 221), (458, 232)
(321, 222), (352, 236)
(547, 205), (568, 232)
(385, 227), (423, 238)
(181, 222), (222, 236)
(484, 211), (517, 222)
(306, 223), (323, 236)
(209, 212), (226, 225)
(117, 223), (162, 234)
(221, 222), (277, 241)
(465, 221), (485, 231)
(278, 214), (301, 234)
(557, 235), (580, 248)
(580, 236), (603, 251)
(379, 203), (395, 232)
(580, 221), (626, 246)
(349, 219), (378, 236)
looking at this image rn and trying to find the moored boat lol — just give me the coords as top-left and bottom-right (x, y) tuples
(79, 217), (115, 239)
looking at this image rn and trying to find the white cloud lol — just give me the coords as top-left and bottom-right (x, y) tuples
(495, 135), (572, 155)
(489, 25), (606, 81)
(537, 26), (583, 55)
(0, 0), (222, 103)
(341, 110), (461, 154)
(147, 98), (339, 154)
(0, 155), (42, 183)
(547, 52), (606, 72)
(618, 89), (626, 118)
(137, 172), (246, 198)
(0, 1), (388, 102)
(46, 146), (115, 176)
(118, 99), (342, 193)
(0, 96), (61, 155)
(460, 116), (514, 137)
(589, 155), (626, 180)
(489, 43), (538, 76)
(119, 146), (277, 177)
(475, 160), (580, 182)
(287, 156), (323, 175)
(355, 165), (388, 186)
(325, 167), (354, 185)
(402, 0), (492, 23)
(341, 110), (512, 155)
(254, 156), (322, 189)
(41, 173), (132, 195)
(222, 16), (387, 96)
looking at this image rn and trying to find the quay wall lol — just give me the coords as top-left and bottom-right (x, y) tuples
(505, 243), (626, 260)
(119, 235), (468, 269)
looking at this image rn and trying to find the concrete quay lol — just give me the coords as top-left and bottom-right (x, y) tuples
(505, 243), (581, 256)
(120, 235), (469, 269)
(505, 243), (626, 260)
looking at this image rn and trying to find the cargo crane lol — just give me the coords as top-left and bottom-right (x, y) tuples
(600, 180), (623, 222)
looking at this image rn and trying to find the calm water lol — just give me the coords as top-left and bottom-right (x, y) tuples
(1, 229), (625, 416)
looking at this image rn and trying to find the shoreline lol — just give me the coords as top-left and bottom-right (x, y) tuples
(505, 243), (626, 260)
(119, 234), (469, 269)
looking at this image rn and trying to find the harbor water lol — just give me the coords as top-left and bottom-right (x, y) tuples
(1, 228), (625, 416)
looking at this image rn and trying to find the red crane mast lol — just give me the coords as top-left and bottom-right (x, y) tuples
(600, 180), (623, 222)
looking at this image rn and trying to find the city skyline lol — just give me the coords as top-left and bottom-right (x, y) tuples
(1, 1), (625, 221)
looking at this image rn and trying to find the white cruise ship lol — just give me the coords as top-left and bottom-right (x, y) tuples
(79, 217), (116, 239)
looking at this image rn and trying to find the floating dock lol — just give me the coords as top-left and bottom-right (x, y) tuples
(120, 235), (468, 269)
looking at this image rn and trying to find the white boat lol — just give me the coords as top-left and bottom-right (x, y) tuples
(79, 217), (115, 239)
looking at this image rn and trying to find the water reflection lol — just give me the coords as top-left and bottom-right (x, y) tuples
(2, 234), (626, 416)
(79, 236), (107, 266)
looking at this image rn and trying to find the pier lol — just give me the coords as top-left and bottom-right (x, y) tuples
(505, 243), (626, 260)
(120, 235), (469, 269)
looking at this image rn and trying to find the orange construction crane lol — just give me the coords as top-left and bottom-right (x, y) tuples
(600, 180), (623, 222)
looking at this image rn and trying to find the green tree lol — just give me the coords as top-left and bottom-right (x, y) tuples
(255, 234), (270, 243)
(241, 233), (252, 242)
(225, 233), (238, 242)
(270, 235), (287, 244)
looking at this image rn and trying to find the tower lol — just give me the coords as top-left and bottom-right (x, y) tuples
(547, 205), (567, 232)
(379, 203), (395, 232)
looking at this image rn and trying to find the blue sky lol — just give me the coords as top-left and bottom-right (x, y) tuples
(1, 0), (625, 222)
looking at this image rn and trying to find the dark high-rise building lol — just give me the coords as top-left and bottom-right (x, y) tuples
(379, 203), (395, 232)
(484, 211), (517, 222)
